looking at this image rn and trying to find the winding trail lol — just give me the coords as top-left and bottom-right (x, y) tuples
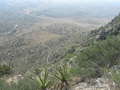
(0, 25), (18, 36)
(42, 43), (50, 50)
(42, 43), (51, 64)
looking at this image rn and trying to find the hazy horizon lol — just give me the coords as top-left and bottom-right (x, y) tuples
(1, 0), (120, 4)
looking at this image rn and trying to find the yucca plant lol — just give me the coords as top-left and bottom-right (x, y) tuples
(29, 68), (51, 90)
(49, 65), (71, 90)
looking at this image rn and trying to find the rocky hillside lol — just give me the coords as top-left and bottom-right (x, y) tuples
(92, 13), (120, 41)
(72, 13), (120, 90)
(0, 13), (120, 90)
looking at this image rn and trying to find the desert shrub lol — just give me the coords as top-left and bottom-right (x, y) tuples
(12, 77), (39, 90)
(0, 64), (13, 77)
(67, 46), (75, 54)
(63, 54), (73, 62)
(70, 65), (79, 76)
(112, 71), (120, 86)
(108, 68), (120, 86)
(76, 36), (120, 79)
(0, 66), (72, 90)
(0, 77), (39, 90)
(113, 72), (120, 86)
(76, 36), (120, 68)
(111, 30), (119, 36)
(0, 79), (9, 90)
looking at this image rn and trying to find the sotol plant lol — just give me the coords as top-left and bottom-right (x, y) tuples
(30, 68), (51, 90)
(49, 65), (72, 90)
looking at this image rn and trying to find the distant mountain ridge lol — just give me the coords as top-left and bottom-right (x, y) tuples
(91, 13), (120, 41)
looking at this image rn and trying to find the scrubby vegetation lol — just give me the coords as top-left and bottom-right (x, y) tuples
(75, 35), (120, 80)
(0, 77), (39, 90)
(77, 36), (120, 68)
(112, 70), (120, 86)
(0, 3), (120, 89)
(49, 65), (71, 90)
(0, 65), (72, 90)
(1, 26), (120, 90)
(0, 64), (12, 77)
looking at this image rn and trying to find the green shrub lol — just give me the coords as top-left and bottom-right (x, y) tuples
(0, 79), (9, 90)
(63, 54), (73, 62)
(0, 77), (39, 90)
(76, 36), (120, 79)
(111, 69), (120, 86)
(76, 36), (120, 68)
(70, 65), (79, 76)
(12, 77), (39, 90)
(111, 30), (119, 36)
(67, 46), (75, 54)
(0, 64), (13, 77)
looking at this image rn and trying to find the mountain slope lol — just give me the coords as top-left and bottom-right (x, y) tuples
(72, 13), (120, 90)
(92, 13), (120, 41)
(0, 12), (120, 90)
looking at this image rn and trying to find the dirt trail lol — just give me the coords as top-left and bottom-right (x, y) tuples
(0, 24), (18, 36)
(42, 43), (51, 64)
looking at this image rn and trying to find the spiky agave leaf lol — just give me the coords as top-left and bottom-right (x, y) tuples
(29, 68), (52, 90)
(49, 65), (72, 90)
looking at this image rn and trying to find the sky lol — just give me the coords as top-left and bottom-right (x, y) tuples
(1, 0), (120, 6)
(51, 0), (120, 3)
(2, 0), (120, 3)
(52, 0), (120, 2)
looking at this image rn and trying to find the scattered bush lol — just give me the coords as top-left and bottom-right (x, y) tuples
(67, 46), (75, 54)
(0, 64), (13, 77)
(76, 36), (120, 68)
(0, 77), (39, 90)
(63, 54), (73, 62)
(0, 79), (9, 90)
(75, 36), (120, 79)
(112, 71), (120, 87)
(111, 30), (119, 36)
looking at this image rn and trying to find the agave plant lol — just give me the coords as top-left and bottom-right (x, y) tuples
(49, 65), (71, 90)
(29, 68), (51, 90)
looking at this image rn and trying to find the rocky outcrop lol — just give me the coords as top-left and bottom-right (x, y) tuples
(96, 24), (120, 41)
(91, 14), (120, 41)
(74, 78), (119, 90)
